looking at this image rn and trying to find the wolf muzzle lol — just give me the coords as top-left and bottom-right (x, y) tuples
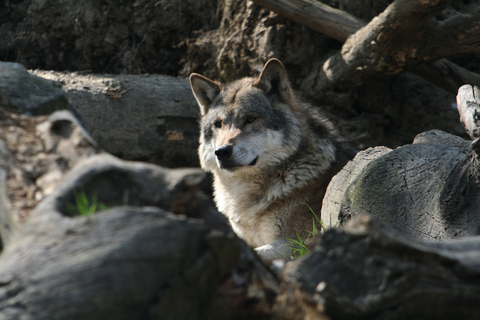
(215, 145), (233, 162)
(215, 145), (257, 170)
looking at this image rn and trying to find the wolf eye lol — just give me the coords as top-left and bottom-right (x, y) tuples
(246, 116), (256, 124)
(213, 120), (222, 128)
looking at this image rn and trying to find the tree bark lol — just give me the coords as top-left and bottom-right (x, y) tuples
(0, 154), (279, 319)
(251, 0), (364, 42)
(321, 128), (480, 240)
(281, 214), (480, 320)
(33, 70), (201, 167)
(252, 0), (480, 94)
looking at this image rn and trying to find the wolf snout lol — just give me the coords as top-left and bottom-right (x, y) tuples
(215, 145), (233, 161)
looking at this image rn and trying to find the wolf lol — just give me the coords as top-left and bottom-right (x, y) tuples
(189, 59), (356, 259)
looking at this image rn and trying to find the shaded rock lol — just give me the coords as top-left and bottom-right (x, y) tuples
(0, 62), (68, 115)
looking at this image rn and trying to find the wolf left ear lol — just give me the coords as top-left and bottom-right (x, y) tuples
(189, 73), (222, 116)
(254, 59), (291, 101)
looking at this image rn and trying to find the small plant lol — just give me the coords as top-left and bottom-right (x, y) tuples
(286, 203), (339, 259)
(66, 190), (109, 217)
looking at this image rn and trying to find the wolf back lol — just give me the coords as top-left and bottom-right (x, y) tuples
(190, 59), (356, 257)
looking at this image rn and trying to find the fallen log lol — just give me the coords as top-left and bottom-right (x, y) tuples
(321, 84), (480, 240)
(33, 70), (201, 167)
(322, 129), (480, 240)
(281, 214), (480, 320)
(252, 0), (480, 93)
(0, 154), (279, 319)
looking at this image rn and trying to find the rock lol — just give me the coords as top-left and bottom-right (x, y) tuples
(0, 62), (68, 115)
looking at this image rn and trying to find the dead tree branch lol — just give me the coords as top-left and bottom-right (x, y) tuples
(430, 7), (480, 58)
(252, 0), (480, 94)
(251, 0), (364, 42)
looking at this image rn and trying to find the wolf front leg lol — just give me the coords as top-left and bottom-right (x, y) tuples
(255, 238), (294, 260)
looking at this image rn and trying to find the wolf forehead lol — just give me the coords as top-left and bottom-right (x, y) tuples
(201, 78), (286, 128)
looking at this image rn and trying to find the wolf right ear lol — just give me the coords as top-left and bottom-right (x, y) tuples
(254, 59), (291, 102)
(189, 74), (222, 116)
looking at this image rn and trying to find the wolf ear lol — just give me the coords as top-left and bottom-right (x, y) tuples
(189, 74), (222, 116)
(254, 59), (291, 102)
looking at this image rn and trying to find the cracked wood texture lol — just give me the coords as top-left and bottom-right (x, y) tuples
(0, 206), (241, 320)
(253, 0), (480, 94)
(283, 215), (480, 320)
(0, 154), (280, 320)
(321, 129), (480, 240)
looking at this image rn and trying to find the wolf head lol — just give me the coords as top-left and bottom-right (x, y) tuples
(190, 59), (303, 174)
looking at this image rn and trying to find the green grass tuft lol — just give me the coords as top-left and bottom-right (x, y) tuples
(66, 190), (109, 217)
(286, 203), (339, 259)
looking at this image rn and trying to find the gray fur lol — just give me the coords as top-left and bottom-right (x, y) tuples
(190, 59), (356, 259)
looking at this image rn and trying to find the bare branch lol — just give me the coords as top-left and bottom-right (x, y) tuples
(251, 0), (365, 42)
(314, 0), (454, 90)
(413, 59), (480, 94)
(430, 8), (480, 59)
(253, 0), (480, 94)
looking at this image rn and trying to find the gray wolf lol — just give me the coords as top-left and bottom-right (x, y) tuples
(189, 59), (356, 259)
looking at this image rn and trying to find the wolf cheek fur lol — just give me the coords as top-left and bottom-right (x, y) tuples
(189, 59), (356, 259)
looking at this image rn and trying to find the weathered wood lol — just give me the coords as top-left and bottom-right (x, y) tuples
(282, 214), (480, 320)
(0, 154), (279, 319)
(412, 59), (480, 94)
(457, 84), (480, 140)
(314, 0), (454, 90)
(33, 70), (201, 167)
(253, 0), (480, 94)
(0, 207), (239, 320)
(0, 108), (99, 222)
(251, 0), (364, 42)
(321, 146), (392, 229)
(0, 62), (68, 115)
(321, 129), (480, 240)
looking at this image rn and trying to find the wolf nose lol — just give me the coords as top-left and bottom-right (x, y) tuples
(215, 145), (233, 161)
